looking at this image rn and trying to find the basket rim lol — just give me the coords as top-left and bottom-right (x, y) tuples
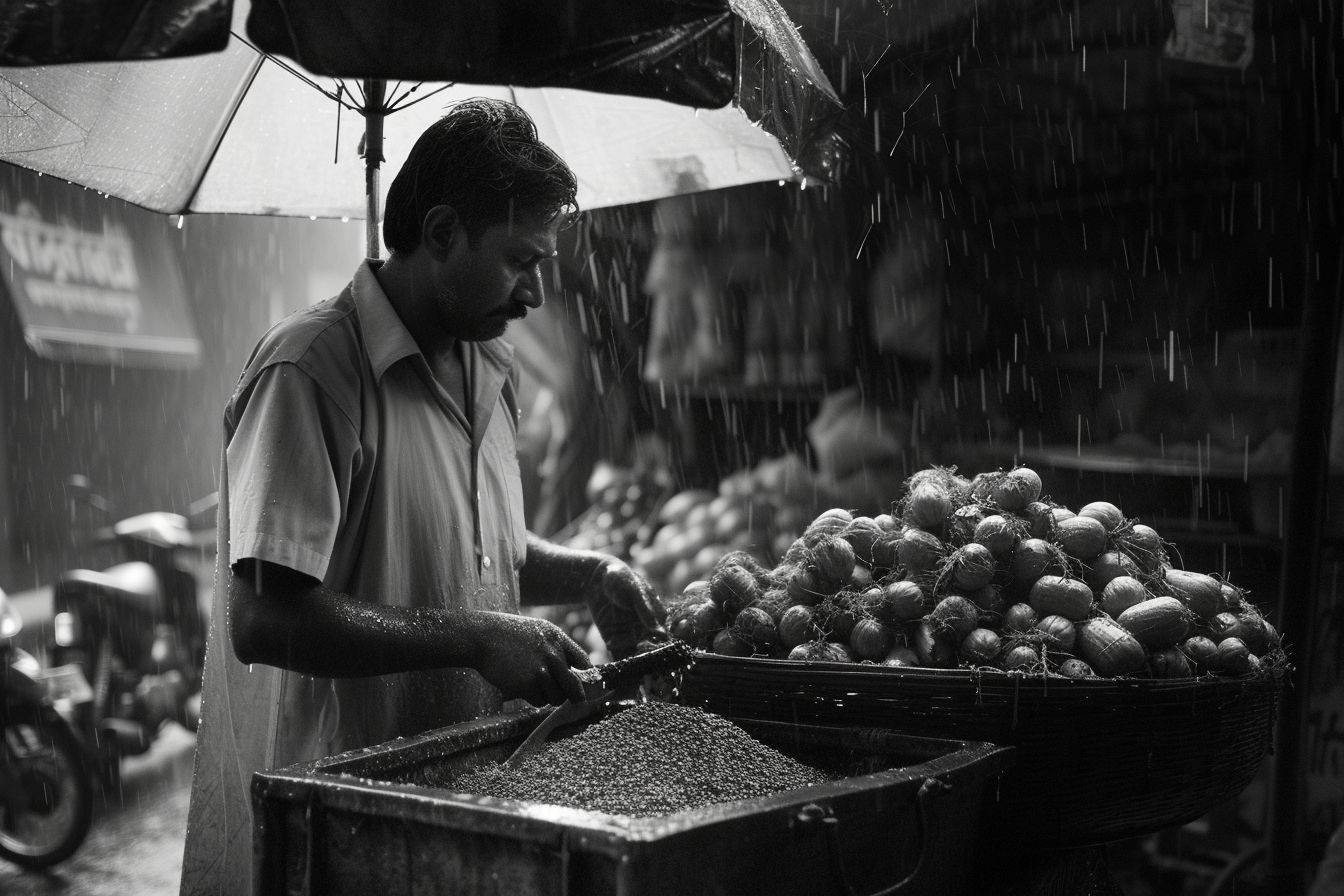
(685, 649), (1286, 695)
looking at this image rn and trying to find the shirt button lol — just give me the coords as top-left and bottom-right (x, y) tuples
(482, 555), (492, 569)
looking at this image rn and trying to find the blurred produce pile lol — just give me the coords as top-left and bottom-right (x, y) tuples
(555, 461), (673, 557)
(628, 453), (835, 597)
(665, 464), (1285, 679)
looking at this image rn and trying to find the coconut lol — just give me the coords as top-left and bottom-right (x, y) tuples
(945, 542), (997, 592)
(927, 595), (980, 642)
(781, 538), (812, 567)
(711, 628), (753, 656)
(1149, 646), (1194, 678)
(1034, 614), (1078, 653)
(788, 640), (854, 663)
(973, 513), (1023, 557)
(1002, 603), (1039, 634)
(1022, 501), (1059, 539)
(908, 465), (971, 496)
(903, 481), (955, 530)
(881, 645), (921, 667)
(1163, 569), (1223, 621)
(709, 564), (762, 616)
(1002, 644), (1041, 672)
(877, 580), (929, 623)
(668, 599), (724, 647)
(873, 513), (902, 532)
(1100, 575), (1149, 618)
(849, 618), (896, 661)
(897, 528), (946, 573)
(959, 628), (1003, 665)
(786, 565), (825, 606)
(752, 588), (793, 624)
(810, 535), (857, 592)
(869, 531), (903, 572)
(1057, 657), (1096, 678)
(778, 604), (822, 648)
(1078, 500), (1125, 531)
(1117, 522), (1167, 572)
(991, 467), (1043, 512)
(1054, 515), (1109, 560)
(1009, 538), (1066, 588)
(730, 606), (778, 651)
(1212, 637), (1254, 675)
(839, 517), (884, 566)
(1180, 635), (1219, 670)
(1085, 550), (1143, 595)
(804, 509), (854, 541)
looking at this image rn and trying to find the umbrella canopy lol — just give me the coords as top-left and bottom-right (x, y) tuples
(0, 48), (800, 217)
(0, 0), (838, 255)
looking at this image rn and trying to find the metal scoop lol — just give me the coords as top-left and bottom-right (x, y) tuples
(504, 640), (694, 767)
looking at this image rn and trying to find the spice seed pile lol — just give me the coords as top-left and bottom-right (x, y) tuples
(454, 702), (834, 816)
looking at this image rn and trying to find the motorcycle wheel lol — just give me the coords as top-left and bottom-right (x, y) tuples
(0, 709), (95, 870)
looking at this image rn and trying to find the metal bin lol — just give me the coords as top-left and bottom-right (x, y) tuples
(252, 705), (1013, 896)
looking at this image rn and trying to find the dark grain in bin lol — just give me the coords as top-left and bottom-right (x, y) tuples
(448, 702), (835, 816)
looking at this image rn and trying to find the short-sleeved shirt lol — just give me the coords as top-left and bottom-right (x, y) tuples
(180, 260), (528, 896)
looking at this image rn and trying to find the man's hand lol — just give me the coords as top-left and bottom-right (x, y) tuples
(466, 611), (592, 706)
(587, 559), (670, 660)
(518, 536), (670, 661)
(230, 560), (591, 706)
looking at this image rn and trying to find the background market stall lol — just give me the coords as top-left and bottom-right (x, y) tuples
(537, 0), (1339, 891)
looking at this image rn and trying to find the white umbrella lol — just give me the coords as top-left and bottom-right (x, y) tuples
(0, 10), (816, 257)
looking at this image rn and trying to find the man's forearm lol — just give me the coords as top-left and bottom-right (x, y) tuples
(517, 533), (608, 606)
(230, 562), (487, 677)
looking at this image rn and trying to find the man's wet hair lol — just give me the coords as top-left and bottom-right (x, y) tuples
(383, 98), (579, 253)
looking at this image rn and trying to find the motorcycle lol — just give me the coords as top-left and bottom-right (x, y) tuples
(48, 477), (211, 789)
(0, 583), (95, 869)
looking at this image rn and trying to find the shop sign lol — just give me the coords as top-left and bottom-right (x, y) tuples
(1164, 0), (1255, 70)
(0, 188), (200, 369)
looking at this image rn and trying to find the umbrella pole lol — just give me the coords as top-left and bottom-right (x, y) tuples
(363, 78), (387, 259)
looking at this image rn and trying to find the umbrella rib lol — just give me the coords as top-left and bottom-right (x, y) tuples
(385, 83), (457, 114)
(176, 52), (268, 215)
(228, 28), (358, 111)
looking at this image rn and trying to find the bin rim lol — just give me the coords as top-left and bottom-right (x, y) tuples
(251, 706), (1015, 844)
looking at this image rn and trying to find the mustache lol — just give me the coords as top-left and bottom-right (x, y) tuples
(497, 302), (529, 319)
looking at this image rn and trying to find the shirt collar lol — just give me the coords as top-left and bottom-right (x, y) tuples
(351, 259), (421, 381)
(350, 259), (516, 381)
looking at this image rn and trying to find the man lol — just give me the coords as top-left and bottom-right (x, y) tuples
(180, 99), (666, 895)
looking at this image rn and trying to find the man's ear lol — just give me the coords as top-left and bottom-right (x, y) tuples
(421, 205), (461, 260)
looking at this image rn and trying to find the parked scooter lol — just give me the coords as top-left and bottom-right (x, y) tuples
(0, 583), (95, 869)
(49, 477), (211, 789)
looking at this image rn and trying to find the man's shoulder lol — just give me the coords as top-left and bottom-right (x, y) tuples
(248, 291), (359, 372)
(229, 289), (367, 424)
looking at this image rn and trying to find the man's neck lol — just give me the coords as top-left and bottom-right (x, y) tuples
(372, 253), (456, 361)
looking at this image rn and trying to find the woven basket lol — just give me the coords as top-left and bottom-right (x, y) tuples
(677, 653), (1284, 848)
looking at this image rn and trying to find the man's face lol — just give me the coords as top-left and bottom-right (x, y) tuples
(433, 210), (562, 342)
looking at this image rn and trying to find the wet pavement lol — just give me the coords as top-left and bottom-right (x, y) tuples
(0, 722), (196, 896)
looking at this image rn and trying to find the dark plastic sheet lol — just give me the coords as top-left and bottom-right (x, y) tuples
(0, 0), (231, 65)
(246, 0), (740, 109)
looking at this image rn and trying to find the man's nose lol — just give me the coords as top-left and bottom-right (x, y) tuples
(518, 264), (546, 308)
